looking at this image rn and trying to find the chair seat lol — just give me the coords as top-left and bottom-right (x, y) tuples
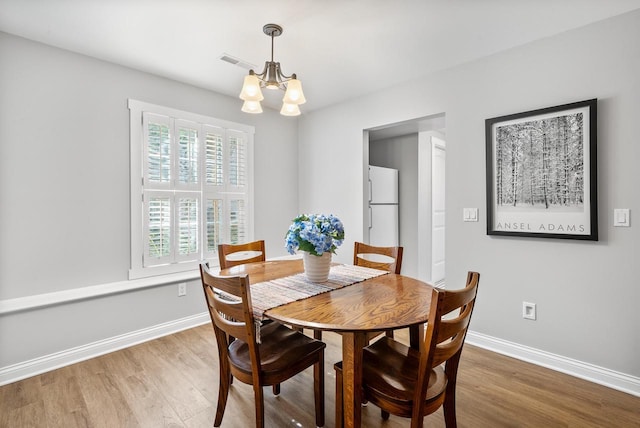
(362, 337), (447, 413)
(229, 321), (326, 376)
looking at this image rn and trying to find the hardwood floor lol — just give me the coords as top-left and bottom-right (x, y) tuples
(1, 325), (638, 427)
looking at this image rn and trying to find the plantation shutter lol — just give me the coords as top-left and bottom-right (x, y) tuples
(229, 198), (247, 244)
(204, 126), (225, 188)
(202, 127), (250, 253)
(144, 192), (173, 266)
(227, 130), (247, 191)
(203, 197), (224, 259)
(174, 120), (201, 262)
(143, 113), (172, 189)
(176, 193), (200, 262)
(225, 130), (248, 245)
(132, 101), (253, 276)
(203, 125), (224, 260)
(175, 120), (199, 189)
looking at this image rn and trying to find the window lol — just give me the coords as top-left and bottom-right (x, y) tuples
(128, 100), (254, 279)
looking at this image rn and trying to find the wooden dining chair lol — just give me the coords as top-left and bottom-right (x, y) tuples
(354, 241), (404, 341)
(218, 240), (266, 269)
(199, 263), (326, 428)
(334, 271), (480, 428)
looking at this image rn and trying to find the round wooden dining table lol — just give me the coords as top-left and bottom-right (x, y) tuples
(220, 258), (434, 428)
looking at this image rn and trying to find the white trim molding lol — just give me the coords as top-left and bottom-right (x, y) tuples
(0, 312), (209, 386)
(0, 255), (297, 315)
(466, 331), (640, 397)
(0, 270), (200, 315)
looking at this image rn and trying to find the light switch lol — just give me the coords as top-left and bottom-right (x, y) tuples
(613, 209), (630, 227)
(463, 208), (478, 222)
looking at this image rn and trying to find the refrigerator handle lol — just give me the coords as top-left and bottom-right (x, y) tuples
(368, 206), (373, 229)
(368, 178), (372, 203)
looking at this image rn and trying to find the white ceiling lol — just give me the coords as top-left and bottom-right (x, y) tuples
(1, 1), (639, 113)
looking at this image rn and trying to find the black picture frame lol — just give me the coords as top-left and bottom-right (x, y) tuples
(485, 99), (598, 240)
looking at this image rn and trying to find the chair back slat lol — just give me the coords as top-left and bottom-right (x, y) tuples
(218, 240), (266, 269)
(436, 304), (474, 343)
(432, 332), (467, 367)
(439, 272), (479, 315)
(205, 287), (249, 341)
(353, 242), (403, 274)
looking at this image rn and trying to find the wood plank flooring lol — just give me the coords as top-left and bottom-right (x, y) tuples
(1, 325), (638, 427)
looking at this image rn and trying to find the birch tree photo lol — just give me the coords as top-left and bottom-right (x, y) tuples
(495, 112), (584, 212)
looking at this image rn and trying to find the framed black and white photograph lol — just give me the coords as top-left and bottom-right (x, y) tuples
(485, 99), (598, 240)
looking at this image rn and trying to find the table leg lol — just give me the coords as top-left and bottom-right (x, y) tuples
(341, 331), (367, 428)
(409, 322), (425, 351)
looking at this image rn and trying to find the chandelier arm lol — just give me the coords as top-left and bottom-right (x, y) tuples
(276, 69), (295, 82)
(252, 62), (270, 81)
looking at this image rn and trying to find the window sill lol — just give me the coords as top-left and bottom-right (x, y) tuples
(0, 269), (201, 316)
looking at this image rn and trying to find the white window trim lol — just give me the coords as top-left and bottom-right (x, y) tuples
(128, 99), (255, 280)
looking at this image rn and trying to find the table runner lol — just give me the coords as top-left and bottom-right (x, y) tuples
(250, 264), (389, 323)
(215, 264), (389, 342)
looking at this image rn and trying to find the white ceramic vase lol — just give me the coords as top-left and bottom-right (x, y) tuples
(302, 251), (332, 282)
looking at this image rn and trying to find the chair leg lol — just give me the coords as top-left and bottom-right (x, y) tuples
(443, 393), (457, 428)
(314, 352), (325, 427)
(410, 415), (425, 428)
(272, 384), (280, 395)
(227, 334), (235, 384)
(334, 362), (343, 428)
(253, 384), (265, 428)
(214, 364), (231, 427)
(314, 330), (323, 340)
(443, 358), (461, 428)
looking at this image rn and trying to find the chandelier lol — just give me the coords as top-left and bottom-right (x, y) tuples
(239, 24), (306, 116)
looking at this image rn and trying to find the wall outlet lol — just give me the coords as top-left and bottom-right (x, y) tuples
(178, 282), (187, 297)
(613, 208), (630, 227)
(523, 302), (536, 320)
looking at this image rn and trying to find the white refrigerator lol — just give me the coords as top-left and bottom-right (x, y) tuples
(368, 165), (399, 247)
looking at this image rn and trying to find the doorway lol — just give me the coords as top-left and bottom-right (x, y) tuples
(364, 113), (446, 284)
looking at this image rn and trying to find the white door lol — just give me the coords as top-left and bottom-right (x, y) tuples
(431, 138), (446, 287)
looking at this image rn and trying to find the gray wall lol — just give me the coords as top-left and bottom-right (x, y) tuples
(0, 32), (298, 368)
(299, 10), (640, 379)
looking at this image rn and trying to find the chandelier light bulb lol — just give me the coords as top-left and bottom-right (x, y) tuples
(239, 73), (264, 101)
(242, 100), (263, 114)
(280, 102), (301, 116)
(282, 78), (306, 105)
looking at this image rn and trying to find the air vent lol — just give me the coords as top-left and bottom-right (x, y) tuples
(219, 53), (256, 71)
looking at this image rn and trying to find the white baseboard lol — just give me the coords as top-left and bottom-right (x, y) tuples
(2, 318), (638, 398)
(0, 312), (210, 386)
(466, 331), (640, 397)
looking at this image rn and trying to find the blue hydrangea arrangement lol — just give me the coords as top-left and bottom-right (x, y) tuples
(285, 213), (345, 256)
